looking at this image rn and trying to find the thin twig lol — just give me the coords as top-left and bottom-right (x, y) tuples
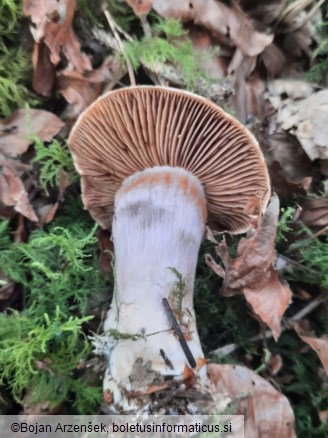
(210, 295), (324, 357)
(103, 9), (136, 86)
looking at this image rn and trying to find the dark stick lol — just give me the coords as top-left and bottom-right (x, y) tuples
(162, 298), (196, 368)
(159, 349), (174, 370)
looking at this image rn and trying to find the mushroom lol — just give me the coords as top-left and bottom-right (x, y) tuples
(68, 86), (270, 411)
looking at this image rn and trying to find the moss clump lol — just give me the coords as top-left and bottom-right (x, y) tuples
(0, 204), (111, 413)
(0, 1), (34, 116)
(32, 136), (78, 194)
(124, 18), (212, 90)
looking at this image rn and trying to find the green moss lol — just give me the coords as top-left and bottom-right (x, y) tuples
(0, 1), (35, 116)
(124, 18), (211, 90)
(0, 46), (32, 117)
(276, 332), (328, 437)
(307, 7), (328, 84)
(32, 135), (78, 194)
(0, 202), (109, 412)
(0, 307), (102, 412)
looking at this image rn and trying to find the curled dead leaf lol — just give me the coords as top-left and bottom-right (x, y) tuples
(183, 363), (196, 388)
(24, 0), (91, 72)
(32, 42), (56, 96)
(294, 320), (328, 375)
(196, 357), (209, 372)
(269, 354), (283, 375)
(207, 363), (296, 437)
(0, 109), (64, 157)
(146, 383), (169, 394)
(300, 199), (328, 233)
(125, 0), (153, 16)
(0, 157), (38, 222)
(97, 229), (114, 276)
(205, 253), (225, 278)
(58, 56), (121, 113)
(153, 0), (273, 57)
(103, 390), (113, 404)
(209, 195), (292, 341)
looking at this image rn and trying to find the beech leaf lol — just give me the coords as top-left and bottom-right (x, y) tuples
(207, 363), (296, 437)
(153, 0), (273, 57)
(210, 195), (292, 341)
(294, 321), (328, 375)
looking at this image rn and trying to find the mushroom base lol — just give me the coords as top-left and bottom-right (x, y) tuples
(101, 167), (207, 410)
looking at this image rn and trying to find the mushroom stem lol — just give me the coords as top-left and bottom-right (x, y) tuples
(103, 166), (207, 408)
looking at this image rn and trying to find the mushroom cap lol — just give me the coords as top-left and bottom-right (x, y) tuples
(68, 86), (270, 233)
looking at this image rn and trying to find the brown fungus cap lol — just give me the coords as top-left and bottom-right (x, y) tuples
(68, 86), (270, 233)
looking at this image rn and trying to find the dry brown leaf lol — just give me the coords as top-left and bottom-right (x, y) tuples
(264, 132), (313, 183)
(0, 109), (64, 222)
(188, 30), (226, 79)
(205, 253), (225, 278)
(300, 199), (328, 233)
(24, 0), (91, 73)
(58, 74), (100, 114)
(57, 56), (120, 113)
(153, 0), (273, 57)
(97, 228), (114, 276)
(36, 202), (59, 225)
(266, 82), (328, 164)
(0, 157), (38, 222)
(294, 321), (328, 375)
(211, 195), (292, 341)
(260, 43), (287, 77)
(196, 357), (209, 371)
(0, 109), (64, 158)
(103, 390), (113, 404)
(269, 354), (283, 375)
(125, 0), (153, 16)
(268, 162), (312, 200)
(229, 72), (265, 123)
(207, 363), (296, 437)
(146, 383), (169, 394)
(319, 410), (328, 424)
(32, 41), (56, 96)
(183, 364), (196, 388)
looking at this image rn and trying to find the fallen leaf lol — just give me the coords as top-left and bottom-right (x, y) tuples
(260, 43), (287, 77)
(0, 156), (38, 222)
(32, 42), (56, 96)
(97, 229), (114, 276)
(205, 253), (225, 278)
(153, 0), (273, 57)
(300, 199), (328, 233)
(319, 410), (328, 424)
(266, 82), (328, 164)
(269, 354), (283, 375)
(36, 202), (59, 225)
(268, 162), (312, 200)
(146, 383), (169, 394)
(0, 109), (64, 158)
(125, 0), (153, 16)
(207, 363), (296, 437)
(183, 364), (196, 388)
(196, 357), (209, 371)
(24, 0), (91, 72)
(294, 320), (328, 375)
(103, 390), (113, 404)
(210, 195), (292, 340)
(264, 132), (313, 184)
(57, 56), (120, 113)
